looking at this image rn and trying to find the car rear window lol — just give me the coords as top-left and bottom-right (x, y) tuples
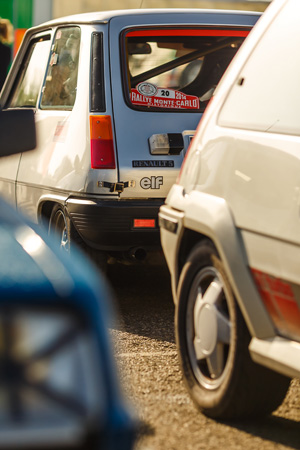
(123, 28), (250, 113)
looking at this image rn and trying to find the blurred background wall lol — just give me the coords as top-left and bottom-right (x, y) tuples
(54, 0), (271, 16)
(0, 0), (52, 55)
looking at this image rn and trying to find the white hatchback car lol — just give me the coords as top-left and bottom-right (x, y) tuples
(0, 9), (260, 269)
(159, 0), (300, 419)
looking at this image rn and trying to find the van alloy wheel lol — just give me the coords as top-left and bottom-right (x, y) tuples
(186, 265), (231, 390)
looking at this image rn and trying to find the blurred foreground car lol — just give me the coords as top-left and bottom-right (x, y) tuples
(159, 0), (300, 419)
(0, 8), (260, 268)
(0, 110), (136, 449)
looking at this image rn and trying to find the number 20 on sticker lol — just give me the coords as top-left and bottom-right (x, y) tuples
(158, 88), (174, 98)
(140, 176), (163, 189)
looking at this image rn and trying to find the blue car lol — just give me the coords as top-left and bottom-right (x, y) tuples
(0, 109), (136, 449)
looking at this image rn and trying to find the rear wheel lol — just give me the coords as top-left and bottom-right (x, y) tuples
(48, 204), (107, 272)
(176, 240), (290, 419)
(48, 205), (70, 252)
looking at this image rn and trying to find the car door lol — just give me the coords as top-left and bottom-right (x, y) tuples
(4, 26), (87, 222)
(0, 33), (51, 208)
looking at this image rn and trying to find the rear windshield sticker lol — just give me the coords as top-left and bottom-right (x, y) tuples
(131, 82), (199, 110)
(50, 52), (58, 66)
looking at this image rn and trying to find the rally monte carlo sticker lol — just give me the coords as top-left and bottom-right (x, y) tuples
(131, 82), (200, 110)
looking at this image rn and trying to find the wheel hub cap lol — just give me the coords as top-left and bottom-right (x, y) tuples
(195, 303), (218, 356)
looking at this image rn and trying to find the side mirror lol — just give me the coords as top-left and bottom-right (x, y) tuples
(0, 109), (36, 156)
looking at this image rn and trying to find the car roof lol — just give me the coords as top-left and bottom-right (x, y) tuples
(37, 8), (262, 27)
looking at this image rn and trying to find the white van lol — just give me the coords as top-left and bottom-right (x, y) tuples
(0, 9), (260, 268)
(159, 0), (300, 419)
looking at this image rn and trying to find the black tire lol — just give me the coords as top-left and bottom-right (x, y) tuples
(49, 204), (107, 272)
(175, 240), (290, 420)
(48, 204), (71, 252)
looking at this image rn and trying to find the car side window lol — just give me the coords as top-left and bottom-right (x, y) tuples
(41, 27), (80, 110)
(218, 1), (300, 136)
(9, 37), (51, 108)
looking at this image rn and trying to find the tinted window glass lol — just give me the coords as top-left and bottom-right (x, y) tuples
(9, 37), (50, 108)
(41, 27), (80, 110)
(219, 1), (300, 135)
(124, 28), (249, 112)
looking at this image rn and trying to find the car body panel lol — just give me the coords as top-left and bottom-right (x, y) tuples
(193, 131), (300, 247)
(0, 153), (20, 207)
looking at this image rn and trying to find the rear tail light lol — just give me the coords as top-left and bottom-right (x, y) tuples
(251, 268), (300, 341)
(89, 115), (116, 169)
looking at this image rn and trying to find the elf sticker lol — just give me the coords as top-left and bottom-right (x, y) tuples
(140, 176), (163, 189)
(131, 82), (200, 110)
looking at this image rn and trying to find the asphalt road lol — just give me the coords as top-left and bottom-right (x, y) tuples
(107, 262), (300, 450)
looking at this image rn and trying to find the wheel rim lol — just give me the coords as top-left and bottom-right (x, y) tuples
(50, 209), (69, 252)
(186, 266), (233, 390)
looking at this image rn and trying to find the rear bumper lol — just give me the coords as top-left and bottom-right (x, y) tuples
(66, 197), (164, 251)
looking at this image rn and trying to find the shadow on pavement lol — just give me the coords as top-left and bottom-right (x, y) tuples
(221, 408), (300, 449)
(107, 261), (175, 343)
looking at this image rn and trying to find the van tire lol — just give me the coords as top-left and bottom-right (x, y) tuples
(175, 240), (290, 419)
(49, 204), (107, 272)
